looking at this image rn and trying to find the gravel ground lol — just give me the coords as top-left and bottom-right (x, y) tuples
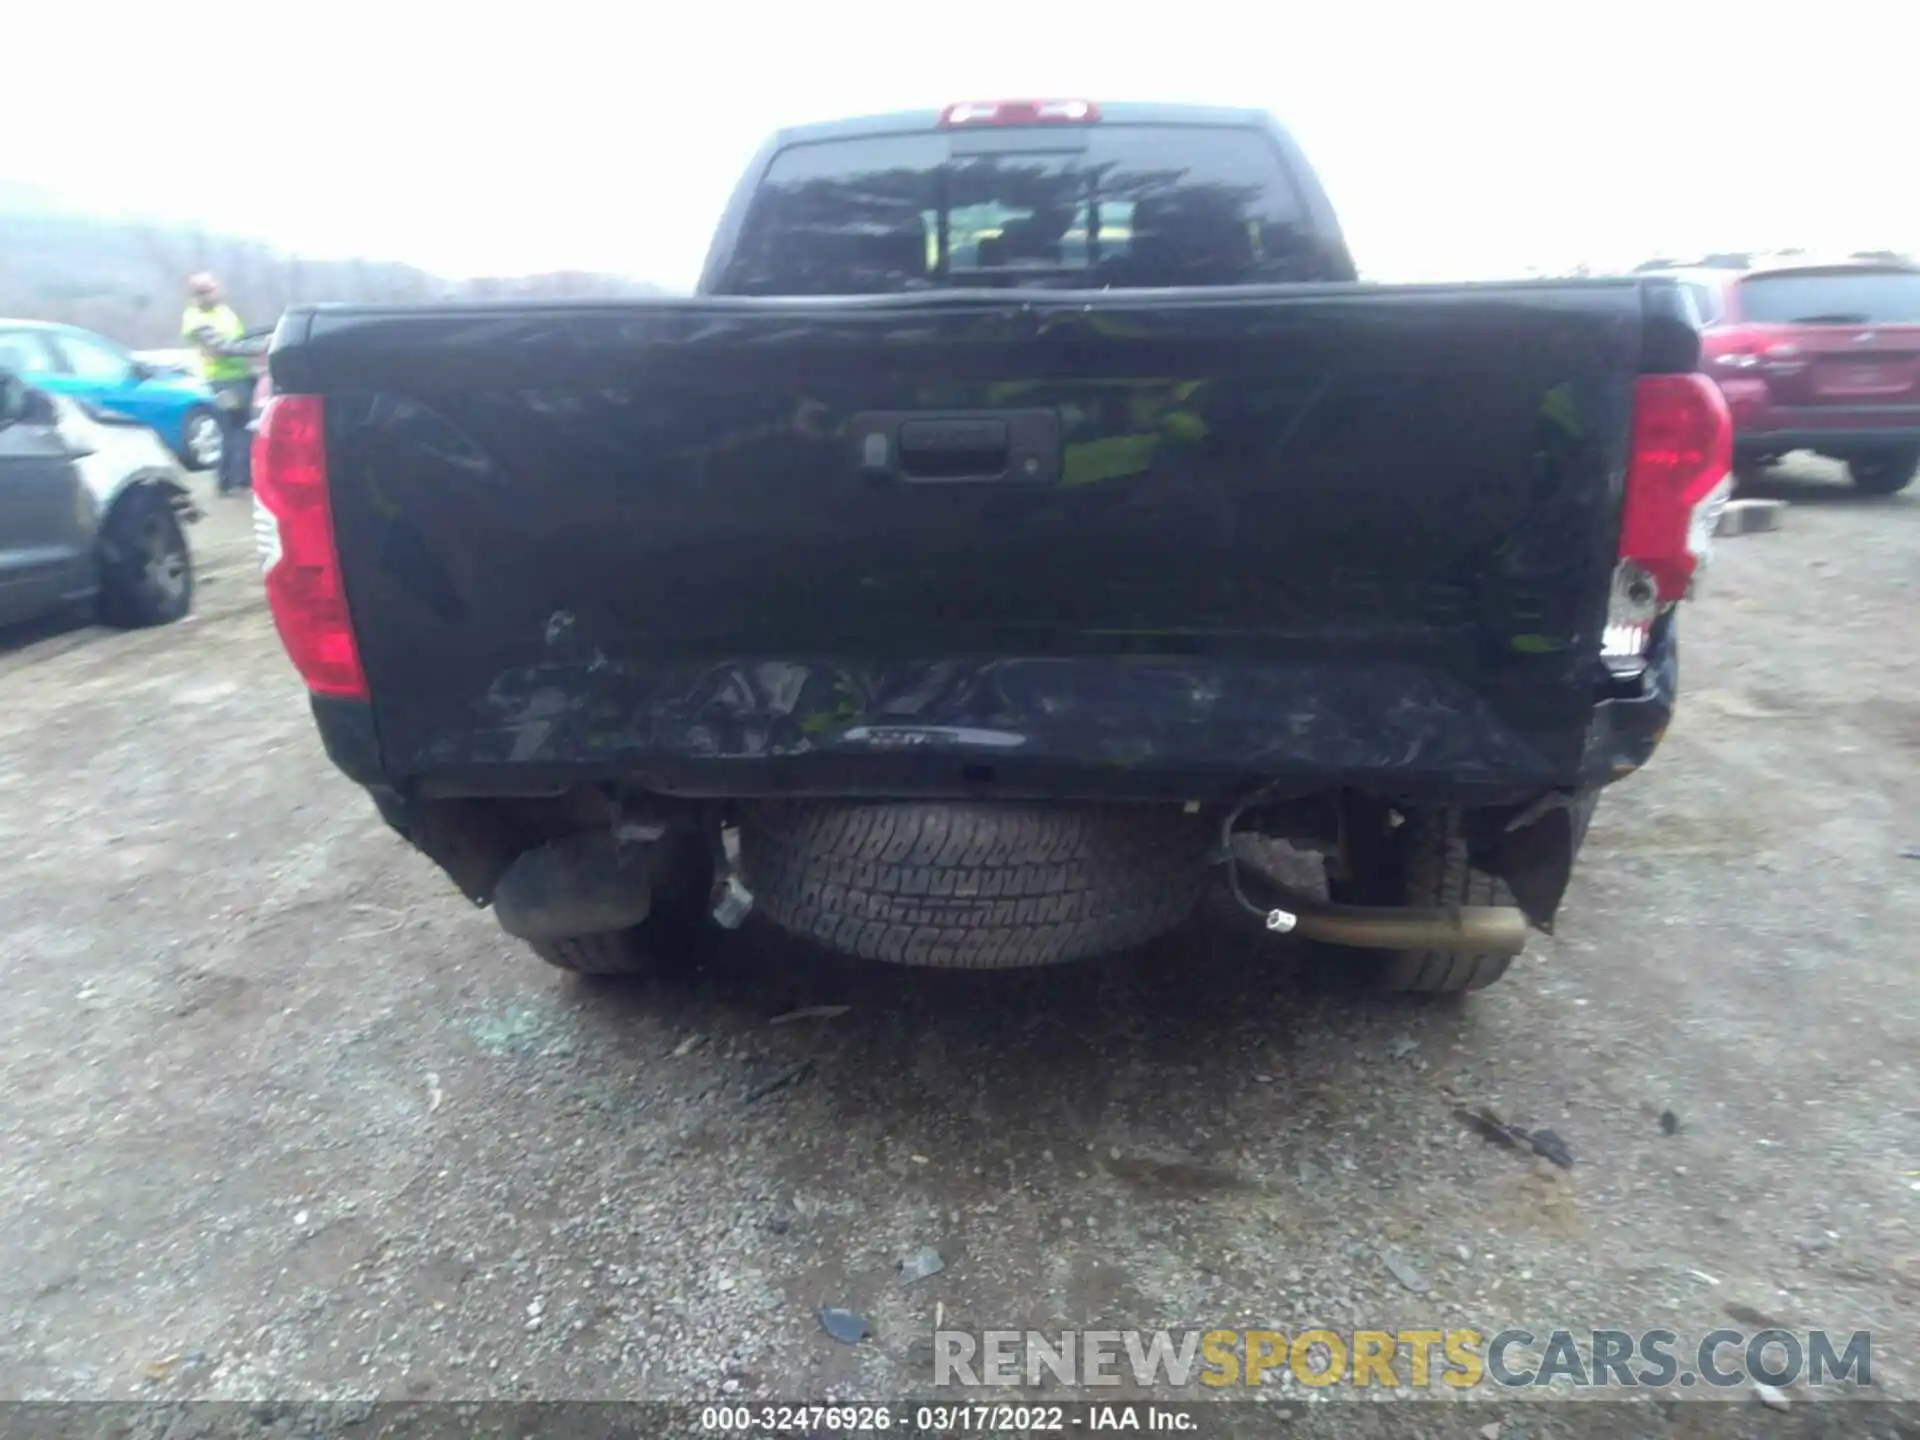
(0, 459), (1915, 1421)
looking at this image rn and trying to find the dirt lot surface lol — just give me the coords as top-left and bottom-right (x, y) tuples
(1, 462), (1916, 1424)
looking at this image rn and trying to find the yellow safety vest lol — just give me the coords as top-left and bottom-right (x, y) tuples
(181, 302), (250, 382)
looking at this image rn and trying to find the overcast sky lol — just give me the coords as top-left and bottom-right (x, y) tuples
(10, 2), (1910, 286)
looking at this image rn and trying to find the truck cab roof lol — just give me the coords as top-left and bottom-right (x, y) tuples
(766, 101), (1281, 147)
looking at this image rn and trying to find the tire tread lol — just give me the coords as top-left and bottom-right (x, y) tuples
(1847, 449), (1918, 496)
(741, 803), (1213, 969)
(531, 930), (649, 976)
(97, 488), (191, 629)
(1376, 807), (1516, 994)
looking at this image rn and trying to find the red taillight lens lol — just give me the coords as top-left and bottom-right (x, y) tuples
(939, 99), (1100, 127)
(1620, 373), (1734, 606)
(252, 394), (367, 700)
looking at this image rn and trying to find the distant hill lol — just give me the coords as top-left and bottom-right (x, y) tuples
(0, 206), (667, 347)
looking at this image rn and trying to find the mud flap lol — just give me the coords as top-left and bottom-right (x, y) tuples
(1466, 789), (1600, 934)
(369, 788), (519, 906)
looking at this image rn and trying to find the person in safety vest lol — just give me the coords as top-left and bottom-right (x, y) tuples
(181, 272), (252, 495)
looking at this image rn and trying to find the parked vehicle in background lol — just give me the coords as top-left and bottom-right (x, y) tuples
(0, 320), (226, 475)
(132, 348), (207, 379)
(0, 367), (198, 631)
(257, 100), (1730, 998)
(1680, 259), (1920, 495)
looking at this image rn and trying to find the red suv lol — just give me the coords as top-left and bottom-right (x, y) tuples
(1671, 260), (1920, 495)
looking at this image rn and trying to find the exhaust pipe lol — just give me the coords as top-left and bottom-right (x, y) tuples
(1236, 868), (1529, 956)
(493, 832), (654, 942)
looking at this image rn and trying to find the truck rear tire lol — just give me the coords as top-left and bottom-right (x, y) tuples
(525, 832), (715, 978)
(1324, 805), (1519, 994)
(739, 801), (1215, 969)
(531, 930), (652, 976)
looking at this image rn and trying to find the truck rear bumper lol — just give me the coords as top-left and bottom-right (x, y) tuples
(311, 629), (1677, 809)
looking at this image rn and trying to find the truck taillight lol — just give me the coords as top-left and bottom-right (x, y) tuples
(939, 99), (1100, 127)
(1607, 373), (1733, 672)
(251, 394), (367, 701)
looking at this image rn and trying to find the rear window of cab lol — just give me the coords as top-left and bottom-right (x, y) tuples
(723, 124), (1323, 295)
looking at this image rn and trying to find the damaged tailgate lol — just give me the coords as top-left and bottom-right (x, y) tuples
(277, 283), (1644, 801)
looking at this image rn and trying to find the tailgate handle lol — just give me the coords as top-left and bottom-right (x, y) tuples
(855, 409), (1060, 485)
(898, 418), (1010, 479)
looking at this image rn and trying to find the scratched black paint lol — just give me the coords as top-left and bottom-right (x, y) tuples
(280, 282), (1666, 804)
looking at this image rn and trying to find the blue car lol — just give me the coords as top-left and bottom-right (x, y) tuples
(0, 318), (225, 471)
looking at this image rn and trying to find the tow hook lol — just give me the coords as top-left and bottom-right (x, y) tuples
(710, 827), (755, 930)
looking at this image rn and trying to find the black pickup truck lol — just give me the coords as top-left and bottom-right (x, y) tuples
(254, 100), (1733, 994)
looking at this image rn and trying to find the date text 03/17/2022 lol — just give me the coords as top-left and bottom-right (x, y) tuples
(697, 1402), (1195, 1432)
